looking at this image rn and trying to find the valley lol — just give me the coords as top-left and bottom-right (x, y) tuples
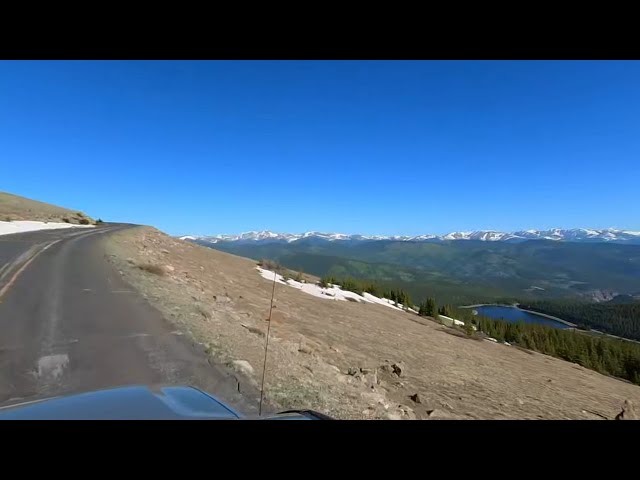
(187, 230), (640, 350)
(191, 232), (640, 305)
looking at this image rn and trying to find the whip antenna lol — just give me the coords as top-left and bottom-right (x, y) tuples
(259, 269), (277, 416)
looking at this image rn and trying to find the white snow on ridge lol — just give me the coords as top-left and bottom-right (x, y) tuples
(0, 220), (94, 237)
(438, 314), (466, 327)
(184, 227), (640, 244)
(256, 267), (406, 311)
(255, 267), (466, 323)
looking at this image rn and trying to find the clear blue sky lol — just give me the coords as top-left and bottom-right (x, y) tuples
(1, 60), (639, 236)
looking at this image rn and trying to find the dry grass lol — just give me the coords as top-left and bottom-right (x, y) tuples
(0, 191), (95, 224)
(195, 303), (211, 320)
(258, 259), (280, 271)
(101, 226), (640, 420)
(136, 263), (166, 276)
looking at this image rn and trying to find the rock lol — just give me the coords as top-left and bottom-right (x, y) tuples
(329, 346), (340, 353)
(361, 391), (385, 404)
(298, 346), (313, 355)
(347, 367), (360, 376)
(615, 399), (636, 420)
(164, 265), (175, 272)
(409, 393), (422, 404)
(400, 407), (416, 419)
(516, 398), (524, 406)
(385, 413), (402, 420)
(426, 409), (437, 417)
(160, 249), (170, 254)
(126, 258), (136, 264)
(441, 401), (454, 411)
(392, 362), (405, 377)
(232, 360), (254, 377)
(360, 367), (374, 374)
(361, 370), (378, 388)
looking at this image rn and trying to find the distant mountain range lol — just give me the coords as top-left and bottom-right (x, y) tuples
(180, 228), (640, 245)
(184, 227), (640, 305)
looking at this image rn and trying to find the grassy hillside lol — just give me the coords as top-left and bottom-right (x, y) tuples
(112, 227), (640, 419)
(0, 191), (95, 224)
(204, 238), (640, 305)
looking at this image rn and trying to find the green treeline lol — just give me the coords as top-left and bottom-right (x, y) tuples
(473, 316), (640, 385)
(519, 300), (640, 341)
(418, 298), (437, 317)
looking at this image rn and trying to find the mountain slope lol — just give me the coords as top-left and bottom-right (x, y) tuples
(102, 227), (640, 419)
(0, 191), (94, 224)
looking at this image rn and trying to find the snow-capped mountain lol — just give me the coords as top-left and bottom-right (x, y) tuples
(180, 228), (640, 245)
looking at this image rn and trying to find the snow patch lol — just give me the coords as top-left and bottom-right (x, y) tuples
(439, 315), (465, 327)
(0, 220), (94, 237)
(256, 267), (406, 311)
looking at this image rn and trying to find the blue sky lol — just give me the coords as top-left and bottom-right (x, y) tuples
(1, 60), (639, 236)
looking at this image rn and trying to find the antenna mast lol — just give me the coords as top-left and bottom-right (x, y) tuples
(258, 269), (277, 416)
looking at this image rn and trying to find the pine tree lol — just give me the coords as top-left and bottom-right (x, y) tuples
(427, 298), (436, 316)
(464, 319), (474, 336)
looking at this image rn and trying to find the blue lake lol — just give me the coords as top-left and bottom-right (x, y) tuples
(473, 305), (571, 329)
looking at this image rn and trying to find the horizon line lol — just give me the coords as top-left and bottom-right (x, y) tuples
(178, 226), (640, 238)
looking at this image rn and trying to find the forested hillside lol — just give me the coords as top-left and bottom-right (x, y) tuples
(519, 300), (640, 341)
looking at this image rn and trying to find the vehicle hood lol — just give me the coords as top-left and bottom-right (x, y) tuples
(0, 385), (242, 420)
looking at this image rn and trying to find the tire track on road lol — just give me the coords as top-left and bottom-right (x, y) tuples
(0, 227), (115, 304)
(0, 241), (61, 303)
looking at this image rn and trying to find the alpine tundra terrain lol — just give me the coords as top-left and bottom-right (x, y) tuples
(103, 227), (640, 419)
(0, 191), (94, 225)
